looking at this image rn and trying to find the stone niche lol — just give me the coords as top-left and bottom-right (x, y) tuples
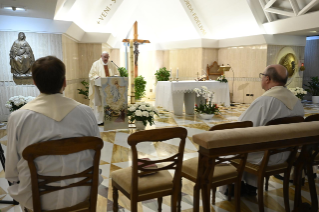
(0, 31), (63, 121)
(276, 46), (303, 89)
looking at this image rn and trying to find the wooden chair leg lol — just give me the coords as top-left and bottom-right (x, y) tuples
(113, 186), (119, 212)
(227, 184), (232, 201)
(257, 176), (265, 212)
(265, 176), (270, 191)
(283, 171), (291, 212)
(177, 178), (182, 212)
(193, 185), (200, 212)
(212, 187), (216, 205)
(158, 197), (163, 212)
(234, 181), (241, 212)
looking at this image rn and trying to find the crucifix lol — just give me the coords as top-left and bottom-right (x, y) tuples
(122, 21), (150, 104)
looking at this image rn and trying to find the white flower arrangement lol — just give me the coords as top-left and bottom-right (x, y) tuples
(288, 87), (307, 100)
(216, 75), (228, 83)
(127, 102), (159, 126)
(193, 86), (219, 114)
(5, 95), (35, 112)
(193, 86), (213, 102)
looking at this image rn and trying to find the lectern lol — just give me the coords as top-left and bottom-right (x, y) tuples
(94, 77), (129, 131)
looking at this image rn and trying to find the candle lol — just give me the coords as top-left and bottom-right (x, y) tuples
(176, 68), (179, 78)
(170, 68), (172, 77)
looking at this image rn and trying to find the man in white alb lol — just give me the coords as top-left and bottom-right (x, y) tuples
(239, 64), (304, 192)
(5, 56), (102, 211)
(88, 51), (120, 124)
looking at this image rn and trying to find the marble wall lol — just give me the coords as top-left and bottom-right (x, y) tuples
(303, 39), (319, 100)
(218, 45), (267, 103)
(0, 31), (63, 121)
(62, 35), (102, 105)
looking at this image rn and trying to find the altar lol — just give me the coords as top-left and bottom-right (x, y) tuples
(155, 81), (230, 115)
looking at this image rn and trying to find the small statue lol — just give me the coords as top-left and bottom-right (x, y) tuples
(9, 32), (35, 79)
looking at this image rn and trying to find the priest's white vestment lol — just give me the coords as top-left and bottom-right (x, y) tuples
(238, 86), (304, 186)
(5, 93), (103, 210)
(88, 58), (119, 124)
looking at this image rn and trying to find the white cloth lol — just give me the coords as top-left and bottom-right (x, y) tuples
(155, 81), (230, 115)
(88, 59), (119, 123)
(21, 93), (80, 121)
(238, 86), (304, 186)
(5, 94), (102, 211)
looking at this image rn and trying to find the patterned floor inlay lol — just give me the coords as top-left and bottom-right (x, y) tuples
(0, 101), (319, 211)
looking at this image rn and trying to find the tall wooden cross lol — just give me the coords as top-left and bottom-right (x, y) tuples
(122, 21), (150, 78)
(122, 21), (150, 104)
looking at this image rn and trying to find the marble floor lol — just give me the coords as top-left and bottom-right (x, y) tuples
(0, 101), (319, 212)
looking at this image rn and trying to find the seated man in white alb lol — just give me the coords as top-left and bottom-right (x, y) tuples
(5, 56), (102, 211)
(238, 64), (304, 193)
(88, 51), (120, 124)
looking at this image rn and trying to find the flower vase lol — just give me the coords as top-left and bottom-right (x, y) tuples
(199, 113), (215, 120)
(135, 121), (146, 130)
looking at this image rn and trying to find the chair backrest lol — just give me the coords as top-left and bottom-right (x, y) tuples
(128, 127), (187, 197)
(22, 136), (104, 212)
(305, 114), (319, 122)
(209, 121), (253, 131)
(206, 61), (221, 80)
(259, 116), (304, 170)
(206, 121), (253, 183)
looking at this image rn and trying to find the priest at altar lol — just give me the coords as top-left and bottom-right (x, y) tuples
(88, 51), (120, 124)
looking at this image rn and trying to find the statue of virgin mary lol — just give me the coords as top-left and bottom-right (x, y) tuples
(9, 32), (35, 79)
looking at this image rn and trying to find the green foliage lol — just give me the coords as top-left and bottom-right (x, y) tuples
(118, 67), (128, 77)
(194, 102), (220, 115)
(77, 80), (89, 99)
(135, 75), (147, 100)
(155, 67), (170, 81)
(304, 76), (319, 96)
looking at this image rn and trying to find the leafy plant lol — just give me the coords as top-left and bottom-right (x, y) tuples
(304, 76), (319, 96)
(194, 103), (220, 115)
(135, 75), (147, 100)
(77, 80), (89, 99)
(118, 67), (128, 77)
(155, 67), (170, 81)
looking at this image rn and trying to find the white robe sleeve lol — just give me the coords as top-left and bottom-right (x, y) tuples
(5, 115), (20, 182)
(89, 62), (99, 80)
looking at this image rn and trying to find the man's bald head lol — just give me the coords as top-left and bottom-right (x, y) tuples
(265, 64), (288, 85)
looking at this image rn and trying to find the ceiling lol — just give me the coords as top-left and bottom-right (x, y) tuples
(0, 0), (58, 19)
(1, 0), (319, 44)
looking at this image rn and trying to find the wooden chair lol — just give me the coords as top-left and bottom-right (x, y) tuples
(231, 116), (304, 212)
(305, 114), (319, 166)
(22, 136), (103, 212)
(181, 121), (253, 212)
(206, 61), (222, 80)
(111, 127), (187, 212)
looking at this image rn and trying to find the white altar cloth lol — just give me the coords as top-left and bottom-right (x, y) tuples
(155, 81), (230, 115)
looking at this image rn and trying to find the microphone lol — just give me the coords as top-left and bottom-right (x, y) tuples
(111, 60), (119, 68)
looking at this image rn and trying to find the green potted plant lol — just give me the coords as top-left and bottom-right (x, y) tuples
(304, 76), (319, 103)
(77, 80), (89, 99)
(155, 67), (170, 81)
(118, 67), (128, 77)
(135, 75), (147, 100)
